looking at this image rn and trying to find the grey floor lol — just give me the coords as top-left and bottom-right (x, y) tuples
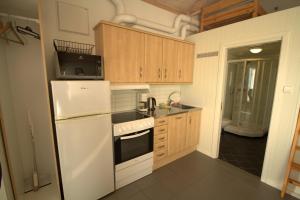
(102, 152), (297, 200)
(219, 130), (267, 176)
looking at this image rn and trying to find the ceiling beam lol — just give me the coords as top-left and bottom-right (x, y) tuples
(189, 0), (206, 16)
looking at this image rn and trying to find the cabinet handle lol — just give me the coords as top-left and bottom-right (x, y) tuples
(139, 67), (143, 78)
(158, 120), (165, 123)
(179, 70), (182, 79)
(158, 68), (161, 79)
(164, 68), (167, 79)
(157, 153), (165, 157)
(159, 129), (165, 132)
(176, 116), (182, 120)
(159, 136), (165, 141)
(189, 117), (192, 124)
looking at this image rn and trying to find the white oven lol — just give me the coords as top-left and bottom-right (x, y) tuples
(112, 111), (154, 189)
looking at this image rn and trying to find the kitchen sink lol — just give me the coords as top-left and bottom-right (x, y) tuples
(172, 104), (195, 110)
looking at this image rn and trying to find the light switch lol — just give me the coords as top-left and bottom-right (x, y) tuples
(283, 86), (293, 94)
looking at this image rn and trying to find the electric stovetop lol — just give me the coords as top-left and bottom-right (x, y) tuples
(112, 110), (149, 124)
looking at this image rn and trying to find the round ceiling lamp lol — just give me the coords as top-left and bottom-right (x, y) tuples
(249, 47), (263, 54)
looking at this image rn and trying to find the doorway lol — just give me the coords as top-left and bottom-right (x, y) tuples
(218, 41), (281, 177)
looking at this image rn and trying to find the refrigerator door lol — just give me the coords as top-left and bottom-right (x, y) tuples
(55, 114), (114, 200)
(51, 81), (111, 120)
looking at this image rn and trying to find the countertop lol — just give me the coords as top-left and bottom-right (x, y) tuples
(140, 105), (202, 118)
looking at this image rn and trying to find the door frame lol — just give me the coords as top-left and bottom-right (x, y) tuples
(210, 32), (290, 182)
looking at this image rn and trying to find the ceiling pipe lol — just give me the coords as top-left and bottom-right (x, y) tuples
(112, 0), (125, 14)
(110, 0), (199, 39)
(180, 24), (190, 40)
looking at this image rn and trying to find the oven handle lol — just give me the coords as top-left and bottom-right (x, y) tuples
(120, 130), (150, 140)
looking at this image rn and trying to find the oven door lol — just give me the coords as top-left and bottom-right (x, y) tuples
(114, 128), (153, 165)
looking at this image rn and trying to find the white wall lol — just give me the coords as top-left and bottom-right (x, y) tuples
(181, 6), (300, 196)
(39, 0), (178, 80)
(0, 39), (25, 198)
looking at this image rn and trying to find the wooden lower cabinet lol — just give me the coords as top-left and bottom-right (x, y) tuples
(186, 110), (201, 147)
(153, 110), (201, 170)
(168, 113), (187, 155)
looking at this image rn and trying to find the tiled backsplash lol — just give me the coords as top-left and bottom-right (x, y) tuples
(111, 85), (181, 113)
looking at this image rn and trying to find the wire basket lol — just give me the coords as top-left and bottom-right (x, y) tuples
(53, 39), (95, 55)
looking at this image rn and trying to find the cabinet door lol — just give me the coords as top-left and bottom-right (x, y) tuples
(177, 42), (194, 83)
(162, 38), (178, 82)
(144, 34), (163, 82)
(168, 113), (187, 155)
(102, 25), (144, 83)
(186, 110), (201, 147)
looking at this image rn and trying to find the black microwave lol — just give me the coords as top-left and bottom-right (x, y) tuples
(55, 51), (104, 80)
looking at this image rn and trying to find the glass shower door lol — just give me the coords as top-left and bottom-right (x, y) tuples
(239, 60), (259, 128)
(224, 61), (244, 125)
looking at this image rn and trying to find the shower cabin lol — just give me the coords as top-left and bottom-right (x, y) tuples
(222, 58), (278, 137)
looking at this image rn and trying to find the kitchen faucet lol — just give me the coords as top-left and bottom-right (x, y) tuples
(167, 91), (180, 106)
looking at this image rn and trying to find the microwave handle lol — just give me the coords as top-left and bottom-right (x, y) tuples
(120, 130), (150, 140)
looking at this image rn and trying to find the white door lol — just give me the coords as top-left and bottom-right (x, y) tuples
(55, 114), (114, 200)
(51, 81), (111, 120)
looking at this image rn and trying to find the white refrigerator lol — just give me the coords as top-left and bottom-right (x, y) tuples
(51, 81), (114, 200)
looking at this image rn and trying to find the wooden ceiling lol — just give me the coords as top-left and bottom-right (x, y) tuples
(142, 0), (220, 15)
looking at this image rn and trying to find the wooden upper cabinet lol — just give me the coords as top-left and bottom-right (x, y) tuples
(95, 24), (144, 83)
(178, 42), (195, 83)
(186, 110), (201, 147)
(94, 21), (194, 84)
(168, 113), (187, 155)
(144, 34), (163, 82)
(162, 38), (178, 82)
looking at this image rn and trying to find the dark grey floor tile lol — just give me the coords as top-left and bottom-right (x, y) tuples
(119, 191), (149, 200)
(141, 182), (174, 200)
(134, 173), (159, 189)
(101, 151), (297, 200)
(101, 192), (119, 200)
(219, 130), (267, 176)
(114, 182), (140, 199)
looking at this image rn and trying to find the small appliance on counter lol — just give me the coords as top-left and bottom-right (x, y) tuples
(54, 39), (103, 80)
(147, 97), (156, 111)
(112, 111), (154, 189)
(137, 93), (149, 112)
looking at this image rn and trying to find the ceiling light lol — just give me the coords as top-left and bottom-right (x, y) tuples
(250, 47), (263, 54)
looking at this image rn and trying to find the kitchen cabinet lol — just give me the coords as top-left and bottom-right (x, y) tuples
(162, 38), (178, 82)
(144, 34), (163, 82)
(168, 113), (187, 155)
(153, 110), (201, 170)
(154, 118), (169, 163)
(95, 23), (145, 83)
(177, 42), (194, 82)
(94, 21), (195, 84)
(186, 110), (201, 147)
